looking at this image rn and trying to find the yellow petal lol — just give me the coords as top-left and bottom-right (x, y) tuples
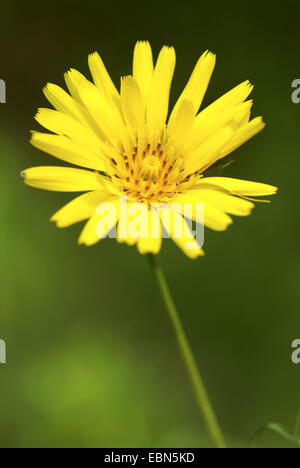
(173, 194), (233, 231)
(181, 187), (255, 217)
(167, 100), (195, 139)
(77, 79), (124, 147)
(64, 69), (110, 139)
(88, 51), (120, 104)
(196, 80), (253, 123)
(51, 190), (110, 228)
(116, 199), (141, 246)
(196, 177), (278, 196)
(30, 131), (106, 171)
(187, 100), (253, 152)
(116, 223), (138, 246)
(64, 68), (89, 101)
(43, 83), (88, 125)
(187, 112), (263, 175)
(137, 235), (162, 255)
(35, 108), (106, 157)
(23, 166), (104, 192)
(169, 50), (215, 125)
(133, 41), (154, 106)
(233, 100), (253, 126)
(146, 46), (176, 136)
(188, 81), (253, 149)
(195, 117), (264, 175)
(120, 76), (145, 131)
(160, 205), (204, 259)
(186, 126), (234, 175)
(78, 197), (119, 246)
(217, 117), (265, 160)
(137, 208), (162, 254)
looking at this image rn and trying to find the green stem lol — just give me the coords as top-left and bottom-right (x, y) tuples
(147, 254), (226, 449)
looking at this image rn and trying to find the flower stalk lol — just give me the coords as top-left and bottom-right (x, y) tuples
(147, 253), (226, 449)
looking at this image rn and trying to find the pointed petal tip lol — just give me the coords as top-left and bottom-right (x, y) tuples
(269, 185), (278, 195)
(135, 40), (151, 46)
(88, 51), (98, 58)
(51, 219), (65, 229)
(29, 130), (37, 143)
(78, 234), (86, 245)
(202, 49), (216, 59)
(257, 116), (266, 129)
(43, 82), (56, 93)
(185, 248), (205, 259)
(160, 45), (176, 56)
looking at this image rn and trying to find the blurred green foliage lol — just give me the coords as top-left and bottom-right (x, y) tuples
(0, 0), (300, 448)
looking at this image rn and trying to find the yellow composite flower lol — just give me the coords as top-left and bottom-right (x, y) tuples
(23, 41), (277, 258)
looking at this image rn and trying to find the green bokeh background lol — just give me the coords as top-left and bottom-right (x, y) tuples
(0, 0), (299, 448)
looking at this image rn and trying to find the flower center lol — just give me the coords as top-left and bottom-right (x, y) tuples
(106, 132), (196, 203)
(140, 155), (161, 183)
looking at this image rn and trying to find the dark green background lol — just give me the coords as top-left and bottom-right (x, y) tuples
(0, 0), (299, 448)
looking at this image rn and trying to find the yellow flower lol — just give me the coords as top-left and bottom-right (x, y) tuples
(23, 41), (277, 258)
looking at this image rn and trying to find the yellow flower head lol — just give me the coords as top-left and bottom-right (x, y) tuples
(23, 41), (277, 258)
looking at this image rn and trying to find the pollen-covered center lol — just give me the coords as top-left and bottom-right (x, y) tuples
(140, 155), (161, 182)
(107, 135), (195, 203)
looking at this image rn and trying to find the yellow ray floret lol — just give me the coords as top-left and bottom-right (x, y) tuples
(23, 41), (277, 258)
